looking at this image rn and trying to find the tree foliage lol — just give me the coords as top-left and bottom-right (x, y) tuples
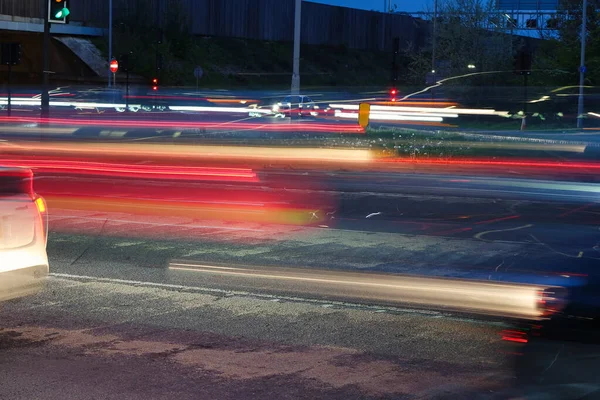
(407, 0), (513, 84)
(537, 0), (600, 85)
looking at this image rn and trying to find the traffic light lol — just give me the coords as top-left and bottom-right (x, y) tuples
(151, 77), (159, 91)
(390, 88), (398, 102)
(49, 0), (70, 24)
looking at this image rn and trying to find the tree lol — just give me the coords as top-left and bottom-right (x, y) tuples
(407, 0), (513, 84)
(538, 0), (600, 85)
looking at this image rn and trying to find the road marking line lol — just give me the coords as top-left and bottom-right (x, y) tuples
(474, 224), (533, 241)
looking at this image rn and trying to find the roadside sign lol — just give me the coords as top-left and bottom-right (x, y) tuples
(194, 66), (203, 79)
(110, 59), (119, 74)
(580, 66), (587, 73)
(358, 103), (370, 128)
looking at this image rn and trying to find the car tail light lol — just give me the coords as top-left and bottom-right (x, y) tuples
(35, 197), (46, 214)
(34, 196), (48, 247)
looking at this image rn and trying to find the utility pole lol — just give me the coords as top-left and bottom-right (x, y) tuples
(108, 0), (113, 87)
(577, 0), (587, 129)
(291, 0), (301, 94)
(432, 0), (437, 77)
(41, 0), (50, 118)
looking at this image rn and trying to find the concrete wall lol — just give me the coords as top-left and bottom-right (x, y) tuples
(2, 0), (430, 52)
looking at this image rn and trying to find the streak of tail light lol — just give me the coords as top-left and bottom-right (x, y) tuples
(501, 329), (529, 343)
(0, 116), (364, 133)
(371, 101), (459, 107)
(122, 95), (257, 104)
(167, 262), (557, 319)
(44, 196), (323, 226)
(1, 142), (374, 164)
(381, 157), (600, 171)
(0, 159), (259, 182)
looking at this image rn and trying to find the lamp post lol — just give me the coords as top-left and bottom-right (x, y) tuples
(577, 0), (587, 129)
(432, 0), (438, 80)
(108, 0), (113, 87)
(291, 0), (301, 94)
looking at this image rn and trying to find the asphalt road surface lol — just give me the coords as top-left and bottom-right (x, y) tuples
(3, 168), (600, 399)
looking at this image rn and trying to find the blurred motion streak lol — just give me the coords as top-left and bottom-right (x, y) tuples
(501, 329), (529, 343)
(0, 116), (364, 133)
(0, 159), (259, 182)
(329, 103), (509, 117)
(0, 142), (375, 165)
(168, 262), (562, 320)
(44, 196), (323, 226)
(381, 157), (600, 170)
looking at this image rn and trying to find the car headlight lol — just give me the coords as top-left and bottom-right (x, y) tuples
(273, 104), (280, 112)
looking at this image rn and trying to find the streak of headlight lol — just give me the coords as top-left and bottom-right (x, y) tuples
(167, 262), (555, 319)
(0, 159), (259, 182)
(0, 116), (364, 133)
(329, 103), (508, 116)
(0, 99), (267, 113)
(169, 105), (269, 113)
(3, 142), (375, 163)
(398, 70), (509, 102)
(589, 112), (600, 118)
(551, 85), (594, 93)
(363, 110), (459, 119)
(529, 95), (550, 104)
(334, 111), (444, 123)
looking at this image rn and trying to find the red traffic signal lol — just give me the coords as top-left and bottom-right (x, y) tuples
(151, 78), (158, 91)
(390, 88), (398, 102)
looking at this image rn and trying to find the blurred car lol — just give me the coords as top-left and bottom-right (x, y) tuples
(272, 95), (319, 118)
(249, 96), (335, 118)
(0, 167), (49, 302)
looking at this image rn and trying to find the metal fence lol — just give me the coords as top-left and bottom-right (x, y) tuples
(2, 0), (430, 52)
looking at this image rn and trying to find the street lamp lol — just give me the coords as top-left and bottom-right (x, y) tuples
(467, 64), (476, 69)
(577, 0), (587, 129)
(108, 0), (113, 87)
(432, 0), (438, 80)
(291, 0), (301, 94)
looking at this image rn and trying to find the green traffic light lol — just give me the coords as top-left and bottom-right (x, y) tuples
(55, 7), (70, 19)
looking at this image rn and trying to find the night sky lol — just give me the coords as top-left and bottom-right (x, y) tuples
(311, 0), (431, 13)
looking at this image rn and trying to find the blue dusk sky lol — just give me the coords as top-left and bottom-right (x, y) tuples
(310, 0), (431, 13)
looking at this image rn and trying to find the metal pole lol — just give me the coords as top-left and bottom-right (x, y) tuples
(577, 0), (587, 129)
(108, 0), (113, 87)
(521, 72), (528, 131)
(291, 0), (302, 94)
(41, 1), (50, 118)
(431, 0), (438, 100)
(7, 63), (12, 117)
(126, 70), (129, 112)
(432, 0), (437, 75)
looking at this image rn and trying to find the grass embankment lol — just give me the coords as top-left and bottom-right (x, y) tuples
(364, 127), (593, 160)
(94, 35), (403, 88)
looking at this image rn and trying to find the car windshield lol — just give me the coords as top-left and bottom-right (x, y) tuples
(2, 0), (600, 398)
